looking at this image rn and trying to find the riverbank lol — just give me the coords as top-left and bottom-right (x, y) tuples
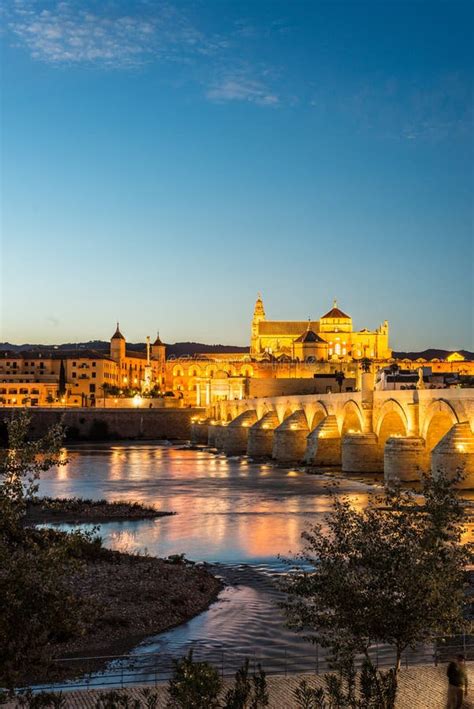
(25, 497), (174, 524)
(21, 542), (223, 685)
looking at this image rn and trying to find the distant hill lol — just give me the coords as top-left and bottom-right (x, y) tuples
(1, 341), (472, 361)
(0, 341), (250, 356)
(392, 349), (474, 361)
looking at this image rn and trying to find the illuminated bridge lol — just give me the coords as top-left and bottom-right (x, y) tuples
(191, 374), (474, 487)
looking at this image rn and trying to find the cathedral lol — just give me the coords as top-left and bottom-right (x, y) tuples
(250, 295), (391, 362)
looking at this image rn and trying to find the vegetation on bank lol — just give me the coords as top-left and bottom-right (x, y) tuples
(281, 472), (473, 707)
(0, 412), (221, 689)
(25, 496), (173, 524)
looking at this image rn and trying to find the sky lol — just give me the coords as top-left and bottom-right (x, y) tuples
(1, 0), (473, 350)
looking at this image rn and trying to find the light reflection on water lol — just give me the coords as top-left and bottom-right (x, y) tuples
(40, 443), (370, 564)
(36, 443), (428, 675)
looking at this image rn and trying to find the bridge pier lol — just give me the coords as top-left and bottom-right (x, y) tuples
(342, 432), (384, 473)
(207, 422), (220, 447)
(384, 436), (428, 483)
(247, 411), (279, 458)
(431, 422), (474, 489)
(272, 410), (309, 464)
(223, 410), (258, 456)
(304, 415), (341, 466)
(214, 423), (228, 451)
(191, 420), (209, 445)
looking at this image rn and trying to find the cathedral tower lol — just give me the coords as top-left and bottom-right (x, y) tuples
(250, 293), (266, 354)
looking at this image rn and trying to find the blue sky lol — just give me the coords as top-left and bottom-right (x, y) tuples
(1, 0), (473, 350)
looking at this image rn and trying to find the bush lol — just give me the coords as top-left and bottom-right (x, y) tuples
(166, 651), (222, 708)
(0, 413), (101, 687)
(224, 659), (269, 708)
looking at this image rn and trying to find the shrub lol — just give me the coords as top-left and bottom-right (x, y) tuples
(166, 650), (222, 708)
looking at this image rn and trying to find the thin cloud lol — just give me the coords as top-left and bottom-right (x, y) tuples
(207, 72), (279, 106)
(5, 0), (224, 67)
(309, 74), (472, 141)
(4, 0), (282, 107)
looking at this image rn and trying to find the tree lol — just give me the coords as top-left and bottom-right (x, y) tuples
(388, 363), (399, 391)
(58, 360), (66, 399)
(99, 383), (110, 408)
(166, 651), (222, 709)
(0, 412), (92, 688)
(334, 370), (345, 393)
(224, 659), (269, 708)
(282, 473), (472, 700)
(360, 358), (372, 374)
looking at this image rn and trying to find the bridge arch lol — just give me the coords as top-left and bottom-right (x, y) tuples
(422, 399), (460, 451)
(375, 399), (409, 446)
(340, 399), (364, 435)
(308, 402), (329, 430)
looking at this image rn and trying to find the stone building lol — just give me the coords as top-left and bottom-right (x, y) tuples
(0, 325), (166, 407)
(250, 294), (391, 361)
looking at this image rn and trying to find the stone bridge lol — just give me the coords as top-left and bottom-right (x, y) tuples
(191, 374), (474, 487)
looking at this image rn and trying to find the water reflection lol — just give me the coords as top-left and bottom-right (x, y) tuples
(38, 443), (463, 673)
(41, 445), (375, 563)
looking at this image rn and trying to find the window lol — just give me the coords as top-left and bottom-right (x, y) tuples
(92, 362), (96, 367)
(92, 372), (96, 378)
(72, 372), (76, 378)
(73, 362), (76, 367)
(89, 384), (96, 393)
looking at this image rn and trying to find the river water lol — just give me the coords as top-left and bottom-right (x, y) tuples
(37, 443), (431, 685)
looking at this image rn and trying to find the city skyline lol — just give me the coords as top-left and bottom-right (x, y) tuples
(1, 0), (473, 350)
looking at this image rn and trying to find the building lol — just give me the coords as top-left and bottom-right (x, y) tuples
(2, 302), (471, 409)
(250, 295), (391, 361)
(163, 295), (391, 405)
(0, 325), (166, 407)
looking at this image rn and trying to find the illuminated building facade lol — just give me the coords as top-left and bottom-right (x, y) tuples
(250, 294), (391, 361)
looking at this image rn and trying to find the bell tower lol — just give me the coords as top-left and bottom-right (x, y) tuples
(250, 293), (266, 354)
(110, 323), (126, 363)
(151, 332), (166, 388)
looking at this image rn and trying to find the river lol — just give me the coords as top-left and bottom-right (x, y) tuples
(37, 442), (433, 685)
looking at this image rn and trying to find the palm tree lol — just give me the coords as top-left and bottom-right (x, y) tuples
(389, 363), (400, 390)
(360, 357), (372, 373)
(99, 383), (110, 408)
(334, 370), (345, 392)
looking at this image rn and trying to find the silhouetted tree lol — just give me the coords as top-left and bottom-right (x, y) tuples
(282, 473), (472, 702)
(58, 360), (66, 398)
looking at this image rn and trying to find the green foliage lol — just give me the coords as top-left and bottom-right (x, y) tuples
(224, 659), (269, 708)
(0, 410), (65, 534)
(293, 660), (397, 709)
(58, 360), (66, 398)
(359, 358), (372, 373)
(293, 679), (326, 709)
(283, 473), (472, 682)
(93, 689), (160, 708)
(334, 371), (345, 392)
(0, 412), (100, 688)
(166, 650), (222, 708)
(15, 689), (66, 708)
